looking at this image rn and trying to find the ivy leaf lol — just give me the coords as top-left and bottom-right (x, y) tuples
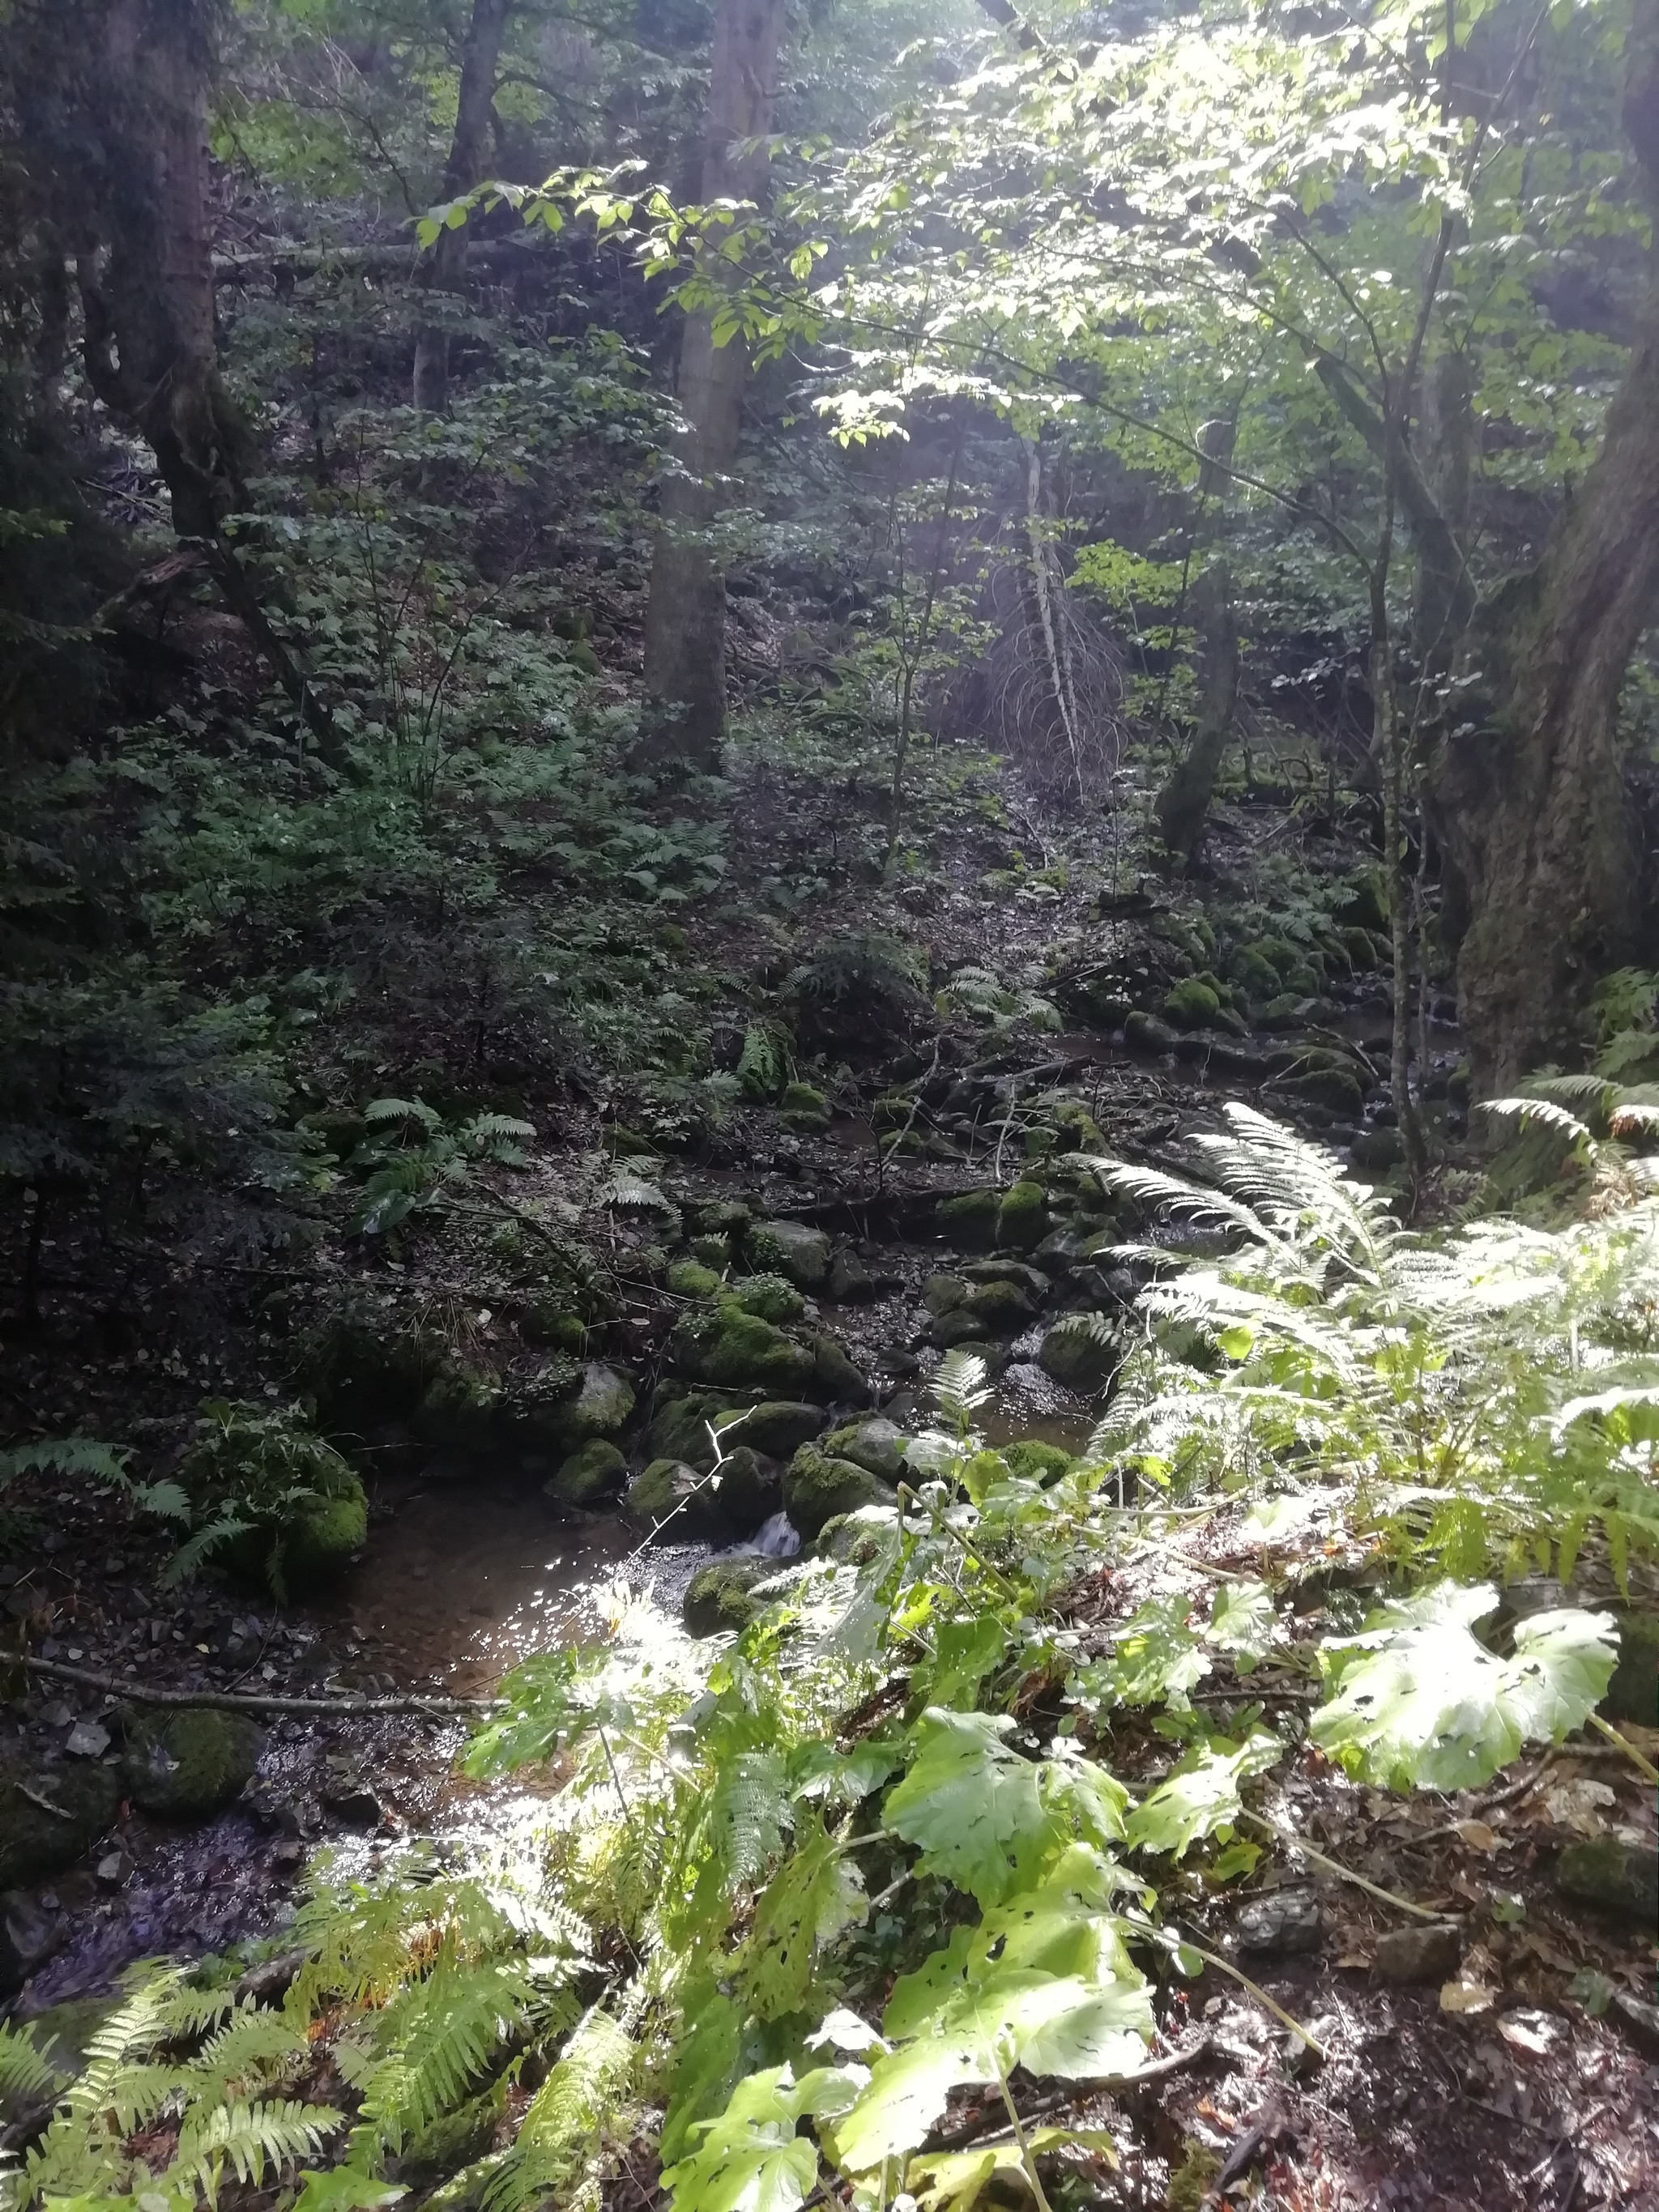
(1123, 1733), (1282, 1860)
(885, 1711), (1064, 1907)
(741, 1818), (868, 2021)
(1308, 1583), (1618, 1793)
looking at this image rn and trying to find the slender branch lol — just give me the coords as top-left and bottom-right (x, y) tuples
(19, 1654), (499, 1718)
(1241, 1809), (1444, 1922)
(1588, 1711), (1659, 1784)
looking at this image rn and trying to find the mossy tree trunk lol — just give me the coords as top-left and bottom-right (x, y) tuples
(413, 0), (513, 415)
(1436, 0), (1659, 1095)
(638, 0), (787, 769)
(1154, 562), (1238, 871)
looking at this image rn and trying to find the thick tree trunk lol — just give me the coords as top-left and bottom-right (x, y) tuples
(638, 0), (787, 769)
(1437, 0), (1659, 1096)
(1154, 562), (1238, 869)
(413, 0), (512, 414)
(79, 0), (254, 537)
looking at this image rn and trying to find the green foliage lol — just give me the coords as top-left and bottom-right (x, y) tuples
(346, 1098), (536, 1238)
(171, 1400), (367, 1598)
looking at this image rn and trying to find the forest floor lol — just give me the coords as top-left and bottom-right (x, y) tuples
(3, 678), (1658, 2207)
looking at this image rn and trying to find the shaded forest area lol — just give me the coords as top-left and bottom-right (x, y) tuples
(2, 2), (1658, 2209)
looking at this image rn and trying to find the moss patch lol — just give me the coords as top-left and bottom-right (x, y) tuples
(122, 1711), (262, 1819)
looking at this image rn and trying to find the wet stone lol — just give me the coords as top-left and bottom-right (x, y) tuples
(821, 1417), (907, 1481)
(683, 1558), (787, 1639)
(744, 1219), (833, 1289)
(122, 1710), (262, 1820)
(1555, 1837), (1659, 1925)
(1235, 1889), (1322, 1954)
(1375, 1922), (1463, 1984)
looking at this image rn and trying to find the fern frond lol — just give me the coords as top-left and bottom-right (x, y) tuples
(1478, 1097), (1591, 1143)
(480, 2007), (639, 2212)
(932, 1348), (992, 1421)
(168, 2097), (343, 2193)
(364, 1096), (441, 1128)
(0, 2022), (58, 2104)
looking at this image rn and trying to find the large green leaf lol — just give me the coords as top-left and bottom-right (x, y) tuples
(885, 1711), (1064, 1908)
(1309, 1583), (1618, 1792)
(663, 2065), (864, 2212)
(1122, 1733), (1282, 1861)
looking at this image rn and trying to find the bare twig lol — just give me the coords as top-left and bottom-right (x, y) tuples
(20, 1654), (499, 1718)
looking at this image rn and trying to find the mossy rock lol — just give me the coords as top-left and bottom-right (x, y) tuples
(301, 1306), (448, 1430)
(744, 1219), (833, 1289)
(0, 1761), (119, 1888)
(736, 1401), (828, 1458)
(1230, 948), (1282, 999)
(683, 1558), (785, 1638)
(689, 1234), (733, 1270)
(779, 1081), (831, 1132)
(667, 1259), (723, 1299)
(966, 1278), (1034, 1333)
(122, 1711), (262, 1819)
(545, 1437), (626, 1506)
(1274, 1063), (1366, 1118)
(934, 1308), (991, 1348)
(1049, 1101), (1107, 1154)
(783, 1446), (896, 1539)
(936, 1188), (1000, 1251)
(814, 1506), (898, 1565)
(669, 1305), (817, 1395)
(1124, 1011), (1179, 1055)
(726, 1274), (806, 1325)
(283, 1477), (369, 1590)
(694, 1199), (754, 1238)
(1341, 926), (1384, 972)
(519, 1298), (587, 1351)
(1247, 936), (1302, 982)
(628, 1457), (704, 1530)
(416, 1361), (505, 1449)
(647, 1389), (744, 1468)
(996, 1180), (1047, 1251)
(1555, 1837), (1658, 1925)
(1038, 1315), (1118, 1394)
(827, 1247), (875, 1302)
(1351, 1127), (1405, 1173)
(822, 1417), (907, 1481)
(924, 1273), (970, 1316)
(1003, 1440), (1075, 1485)
(1163, 978), (1222, 1029)
(1336, 866), (1390, 934)
(810, 1332), (869, 1404)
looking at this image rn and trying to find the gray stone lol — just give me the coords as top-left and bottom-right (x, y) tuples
(0, 1890), (62, 1997)
(744, 1219), (833, 1289)
(784, 1446), (896, 1539)
(810, 1332), (870, 1404)
(565, 1362), (636, 1438)
(826, 1247), (875, 1302)
(65, 1720), (110, 1758)
(1235, 1889), (1322, 1954)
(1556, 1838), (1659, 1926)
(1375, 1922), (1463, 1984)
(738, 1402), (828, 1458)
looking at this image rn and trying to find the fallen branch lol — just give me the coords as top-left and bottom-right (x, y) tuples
(1243, 1809), (1444, 1924)
(930, 2036), (1214, 2150)
(20, 1655), (501, 1719)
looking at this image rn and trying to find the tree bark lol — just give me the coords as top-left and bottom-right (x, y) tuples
(1154, 561), (1239, 869)
(638, 0), (787, 769)
(413, 0), (513, 414)
(77, 0), (255, 538)
(1436, 0), (1659, 1096)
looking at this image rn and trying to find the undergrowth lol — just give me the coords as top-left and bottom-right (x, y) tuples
(3, 1112), (1655, 2212)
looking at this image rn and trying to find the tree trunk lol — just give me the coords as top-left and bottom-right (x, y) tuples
(638, 0), (787, 769)
(413, 0), (513, 414)
(78, 0), (254, 537)
(1154, 561), (1238, 869)
(1437, 0), (1659, 1096)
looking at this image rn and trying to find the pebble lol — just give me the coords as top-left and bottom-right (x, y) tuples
(1375, 1921), (1463, 1984)
(65, 1720), (111, 1758)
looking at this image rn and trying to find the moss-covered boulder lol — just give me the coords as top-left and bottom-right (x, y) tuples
(966, 1279), (1034, 1333)
(810, 1332), (869, 1404)
(683, 1558), (785, 1638)
(695, 1199), (754, 1239)
(826, 1247), (876, 1302)
(1050, 1101), (1107, 1155)
(545, 1437), (626, 1506)
(689, 1234), (733, 1270)
(1124, 1011), (1179, 1055)
(667, 1259), (723, 1299)
(122, 1711), (261, 1820)
(727, 1401), (823, 1457)
(727, 1274), (806, 1325)
(1555, 1837), (1658, 1925)
(0, 1761), (119, 1888)
(815, 1507), (898, 1566)
(647, 1389), (742, 1468)
(1038, 1315), (1119, 1394)
(784, 1446), (895, 1538)
(744, 1219), (833, 1289)
(178, 1405), (369, 1598)
(416, 1360), (505, 1448)
(1004, 1440), (1075, 1485)
(779, 1081), (831, 1132)
(1336, 866), (1390, 934)
(1341, 926), (1384, 971)
(628, 1457), (704, 1530)
(996, 1181), (1047, 1251)
(936, 1188), (1000, 1250)
(670, 1306), (817, 1395)
(519, 1298), (587, 1351)
(822, 1417), (907, 1481)
(1163, 978), (1222, 1029)
(283, 1473), (369, 1590)
(1274, 1060), (1366, 1119)
(301, 1306), (449, 1430)
(1230, 947), (1282, 999)
(924, 1273), (970, 1316)
(565, 1362), (636, 1438)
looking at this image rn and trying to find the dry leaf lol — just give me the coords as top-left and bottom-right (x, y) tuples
(1498, 2010), (1561, 2055)
(1542, 1779), (1616, 1834)
(1440, 1978), (1497, 2015)
(1455, 1818), (1498, 1852)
